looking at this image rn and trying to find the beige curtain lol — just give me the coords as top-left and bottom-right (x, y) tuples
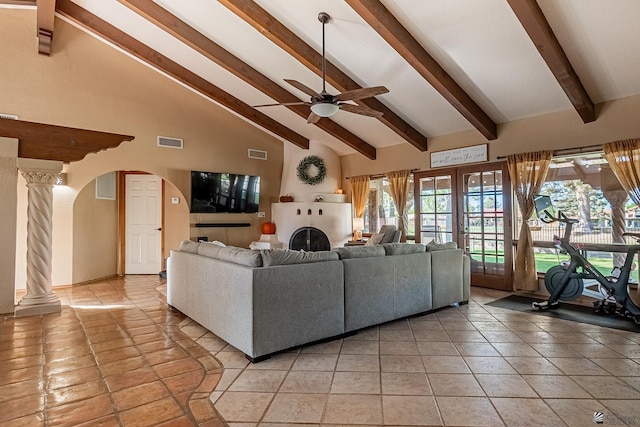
(507, 150), (553, 291)
(386, 170), (412, 242)
(604, 139), (640, 206)
(350, 175), (370, 218)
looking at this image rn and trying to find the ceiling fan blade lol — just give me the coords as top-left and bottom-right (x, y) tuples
(334, 86), (389, 102)
(253, 101), (309, 108)
(339, 103), (384, 117)
(307, 111), (321, 124)
(284, 79), (322, 99)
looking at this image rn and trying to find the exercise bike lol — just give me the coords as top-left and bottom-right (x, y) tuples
(531, 194), (640, 325)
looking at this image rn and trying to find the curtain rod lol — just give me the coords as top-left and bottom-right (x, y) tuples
(496, 144), (603, 160)
(345, 168), (420, 180)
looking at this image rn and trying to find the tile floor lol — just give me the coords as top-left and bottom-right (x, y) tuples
(2, 276), (640, 426)
(1, 276), (225, 426)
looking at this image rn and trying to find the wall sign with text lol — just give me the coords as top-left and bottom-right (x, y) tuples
(430, 144), (488, 168)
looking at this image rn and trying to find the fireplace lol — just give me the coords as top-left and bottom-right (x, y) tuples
(272, 202), (352, 249)
(289, 227), (331, 251)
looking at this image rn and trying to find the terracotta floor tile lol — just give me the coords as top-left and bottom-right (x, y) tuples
(45, 344), (92, 363)
(0, 412), (45, 427)
(146, 347), (190, 366)
(0, 378), (43, 403)
(104, 367), (159, 392)
(94, 344), (141, 364)
(46, 379), (108, 407)
(99, 355), (147, 376)
(0, 354), (43, 372)
(86, 330), (129, 344)
(163, 369), (205, 395)
(0, 366), (42, 387)
(112, 379), (171, 411)
(153, 356), (203, 378)
(0, 393), (43, 423)
(47, 394), (119, 427)
(45, 354), (95, 376)
(47, 366), (101, 390)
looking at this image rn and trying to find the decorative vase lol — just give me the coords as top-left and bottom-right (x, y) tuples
(279, 195), (294, 202)
(261, 221), (276, 235)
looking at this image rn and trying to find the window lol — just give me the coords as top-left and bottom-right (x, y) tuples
(514, 151), (637, 278)
(362, 176), (415, 239)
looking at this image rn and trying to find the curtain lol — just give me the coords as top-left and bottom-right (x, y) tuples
(603, 139), (640, 206)
(507, 150), (553, 291)
(350, 175), (370, 218)
(386, 169), (412, 242)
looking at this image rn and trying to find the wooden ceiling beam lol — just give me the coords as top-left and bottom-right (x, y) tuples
(506, 0), (595, 123)
(0, 117), (134, 162)
(219, 0), (426, 152)
(345, 0), (497, 141)
(55, 0), (309, 150)
(116, 0), (375, 159)
(36, 0), (56, 54)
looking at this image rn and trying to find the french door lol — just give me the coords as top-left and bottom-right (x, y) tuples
(414, 162), (513, 290)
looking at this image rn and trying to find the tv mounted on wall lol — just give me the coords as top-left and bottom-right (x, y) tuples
(190, 171), (260, 214)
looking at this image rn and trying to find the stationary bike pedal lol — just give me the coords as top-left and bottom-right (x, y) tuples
(531, 301), (554, 310)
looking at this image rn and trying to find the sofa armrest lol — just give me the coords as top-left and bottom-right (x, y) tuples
(430, 249), (465, 308)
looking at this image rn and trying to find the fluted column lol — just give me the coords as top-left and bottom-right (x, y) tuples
(15, 162), (61, 316)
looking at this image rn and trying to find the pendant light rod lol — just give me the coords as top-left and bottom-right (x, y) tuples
(318, 12), (331, 94)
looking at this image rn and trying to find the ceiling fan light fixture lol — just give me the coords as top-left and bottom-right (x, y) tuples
(310, 102), (339, 117)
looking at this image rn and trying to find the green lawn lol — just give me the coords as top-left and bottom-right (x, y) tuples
(468, 248), (639, 281)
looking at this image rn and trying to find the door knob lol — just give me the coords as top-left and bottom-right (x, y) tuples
(156, 228), (162, 231)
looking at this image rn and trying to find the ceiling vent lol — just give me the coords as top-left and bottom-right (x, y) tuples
(0, 113), (18, 120)
(157, 136), (183, 149)
(248, 149), (267, 160)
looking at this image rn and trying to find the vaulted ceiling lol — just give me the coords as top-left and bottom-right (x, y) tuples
(5, 0), (640, 160)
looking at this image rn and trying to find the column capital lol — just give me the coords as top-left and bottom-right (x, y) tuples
(20, 169), (59, 186)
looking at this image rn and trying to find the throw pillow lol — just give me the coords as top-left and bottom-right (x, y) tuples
(382, 243), (426, 255)
(217, 246), (263, 267)
(198, 242), (224, 259)
(179, 240), (200, 254)
(364, 232), (385, 246)
(426, 240), (458, 251)
(261, 249), (339, 266)
(334, 246), (386, 259)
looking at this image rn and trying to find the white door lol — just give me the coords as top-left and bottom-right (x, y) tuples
(126, 174), (162, 274)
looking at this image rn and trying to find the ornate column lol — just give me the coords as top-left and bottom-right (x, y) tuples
(603, 189), (628, 268)
(15, 159), (62, 317)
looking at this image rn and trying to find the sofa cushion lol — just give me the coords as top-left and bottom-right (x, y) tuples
(261, 249), (339, 267)
(179, 240), (200, 254)
(426, 240), (458, 251)
(364, 232), (385, 246)
(217, 246), (263, 267)
(334, 246), (386, 259)
(197, 242), (225, 259)
(382, 243), (426, 255)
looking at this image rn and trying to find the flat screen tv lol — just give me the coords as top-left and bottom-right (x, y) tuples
(190, 171), (260, 213)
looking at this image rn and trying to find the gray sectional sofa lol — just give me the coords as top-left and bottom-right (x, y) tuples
(167, 241), (470, 362)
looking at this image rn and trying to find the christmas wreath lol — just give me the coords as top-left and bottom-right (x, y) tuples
(296, 155), (327, 186)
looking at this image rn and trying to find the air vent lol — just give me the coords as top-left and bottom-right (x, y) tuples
(96, 172), (116, 200)
(0, 113), (18, 120)
(157, 136), (183, 149)
(248, 149), (267, 160)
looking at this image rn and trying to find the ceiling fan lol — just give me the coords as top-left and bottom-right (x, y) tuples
(254, 12), (389, 124)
